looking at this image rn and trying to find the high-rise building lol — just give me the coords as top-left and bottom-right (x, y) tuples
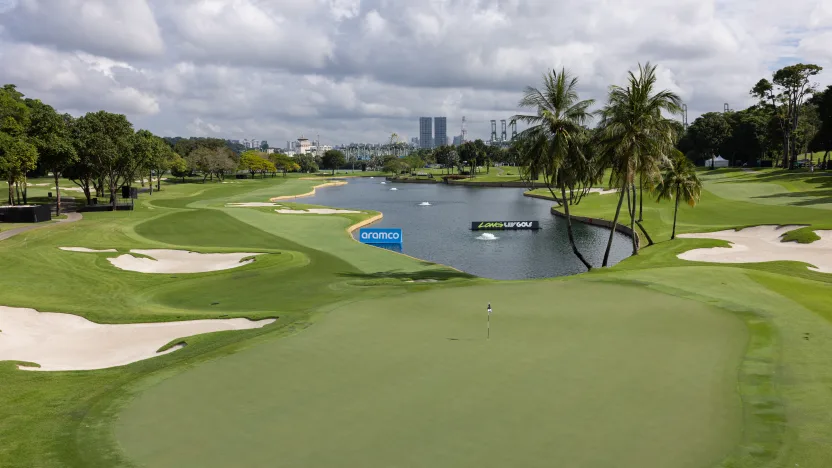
(419, 117), (433, 149)
(434, 117), (447, 147)
(452, 135), (463, 146)
(411, 137), (419, 147)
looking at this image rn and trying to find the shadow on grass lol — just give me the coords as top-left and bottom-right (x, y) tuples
(338, 269), (475, 282)
(752, 188), (832, 207)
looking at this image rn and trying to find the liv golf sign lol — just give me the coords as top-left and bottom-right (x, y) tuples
(359, 228), (403, 244)
(471, 221), (540, 231)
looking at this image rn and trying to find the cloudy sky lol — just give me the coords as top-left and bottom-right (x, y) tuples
(1, 0), (830, 146)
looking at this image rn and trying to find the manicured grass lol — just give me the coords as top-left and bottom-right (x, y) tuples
(117, 281), (746, 468)
(3, 170), (832, 468)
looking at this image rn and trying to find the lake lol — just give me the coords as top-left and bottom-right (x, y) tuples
(305, 178), (632, 280)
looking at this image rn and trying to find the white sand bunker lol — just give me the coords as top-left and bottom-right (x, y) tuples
(0, 305), (275, 371)
(226, 202), (283, 207)
(106, 250), (262, 274)
(60, 247), (117, 253)
(275, 208), (361, 215)
(678, 225), (832, 273)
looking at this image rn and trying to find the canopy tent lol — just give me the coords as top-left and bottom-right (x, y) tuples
(706, 155), (729, 168)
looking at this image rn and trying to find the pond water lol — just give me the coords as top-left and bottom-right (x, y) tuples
(306, 178), (632, 280)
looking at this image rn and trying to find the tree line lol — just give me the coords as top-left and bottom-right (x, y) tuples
(0, 85), (310, 214)
(681, 64), (831, 169)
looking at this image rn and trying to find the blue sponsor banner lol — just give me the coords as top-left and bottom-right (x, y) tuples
(359, 228), (403, 244)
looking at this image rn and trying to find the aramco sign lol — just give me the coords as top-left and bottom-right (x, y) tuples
(471, 221), (540, 231)
(359, 228), (403, 244)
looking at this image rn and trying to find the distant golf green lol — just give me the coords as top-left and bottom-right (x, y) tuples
(117, 281), (746, 468)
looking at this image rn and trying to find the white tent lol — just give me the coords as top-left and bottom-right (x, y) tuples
(706, 155), (729, 168)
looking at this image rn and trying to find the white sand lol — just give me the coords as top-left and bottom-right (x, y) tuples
(678, 225), (832, 273)
(106, 249), (262, 274)
(275, 208), (361, 215)
(26, 183), (49, 187)
(226, 202), (283, 207)
(60, 247), (117, 253)
(0, 305), (275, 371)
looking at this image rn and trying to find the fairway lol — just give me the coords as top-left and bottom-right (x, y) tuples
(116, 281), (746, 468)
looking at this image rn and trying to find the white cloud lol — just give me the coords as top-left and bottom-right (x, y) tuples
(0, 0), (830, 144)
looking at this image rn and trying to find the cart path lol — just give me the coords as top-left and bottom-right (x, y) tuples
(0, 212), (82, 241)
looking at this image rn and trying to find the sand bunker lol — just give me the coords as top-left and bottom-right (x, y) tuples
(226, 202), (283, 207)
(275, 208), (361, 215)
(51, 186), (86, 192)
(0, 305), (275, 371)
(678, 225), (832, 273)
(60, 247), (117, 253)
(105, 250), (262, 274)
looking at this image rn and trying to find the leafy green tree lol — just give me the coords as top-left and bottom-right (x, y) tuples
(512, 68), (596, 270)
(240, 150), (265, 177)
(752, 64), (823, 168)
(25, 100), (76, 212)
(656, 150), (702, 239)
(129, 129), (157, 190)
(321, 149), (346, 175)
(808, 85), (832, 168)
(721, 107), (769, 166)
(260, 140), (269, 151)
(169, 153), (189, 182)
(598, 62), (682, 264)
(0, 84), (36, 205)
(294, 154), (318, 173)
(382, 155), (403, 174)
(73, 111), (134, 209)
(0, 133), (38, 204)
(687, 112), (731, 164)
(269, 153), (300, 176)
(148, 137), (175, 192)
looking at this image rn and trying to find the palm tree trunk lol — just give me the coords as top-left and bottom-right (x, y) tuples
(602, 182), (627, 267)
(627, 183), (637, 255)
(54, 173), (62, 216)
(638, 176), (643, 222)
(561, 185), (592, 271)
(672, 187), (680, 240)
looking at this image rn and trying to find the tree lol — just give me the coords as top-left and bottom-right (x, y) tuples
(169, 153), (189, 182)
(294, 154), (318, 173)
(598, 62), (682, 265)
(0, 134), (38, 205)
(269, 153), (300, 176)
(321, 149), (346, 175)
(260, 140), (269, 151)
(187, 147), (236, 182)
(25, 100), (77, 213)
(687, 112), (731, 165)
(129, 129), (157, 191)
(148, 136), (175, 192)
(808, 86), (832, 168)
(73, 111), (134, 209)
(382, 155), (403, 174)
(0, 84), (36, 205)
(512, 68), (596, 271)
(656, 150), (702, 239)
(722, 107), (769, 166)
(240, 150), (266, 178)
(752, 64), (823, 168)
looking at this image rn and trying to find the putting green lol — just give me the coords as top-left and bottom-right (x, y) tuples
(116, 281), (746, 468)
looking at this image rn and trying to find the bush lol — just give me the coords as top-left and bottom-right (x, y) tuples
(442, 175), (469, 181)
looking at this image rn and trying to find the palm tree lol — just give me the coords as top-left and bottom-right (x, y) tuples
(598, 62), (682, 266)
(656, 151), (702, 239)
(512, 69), (595, 271)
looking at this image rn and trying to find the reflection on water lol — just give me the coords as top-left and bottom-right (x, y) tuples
(306, 178), (632, 280)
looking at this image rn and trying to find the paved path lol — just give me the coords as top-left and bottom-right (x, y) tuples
(0, 212), (82, 241)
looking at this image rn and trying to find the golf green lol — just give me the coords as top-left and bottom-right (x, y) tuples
(116, 281), (746, 468)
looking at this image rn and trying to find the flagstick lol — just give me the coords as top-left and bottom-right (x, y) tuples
(487, 302), (492, 340)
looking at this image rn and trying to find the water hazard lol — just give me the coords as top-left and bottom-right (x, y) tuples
(306, 178), (632, 280)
